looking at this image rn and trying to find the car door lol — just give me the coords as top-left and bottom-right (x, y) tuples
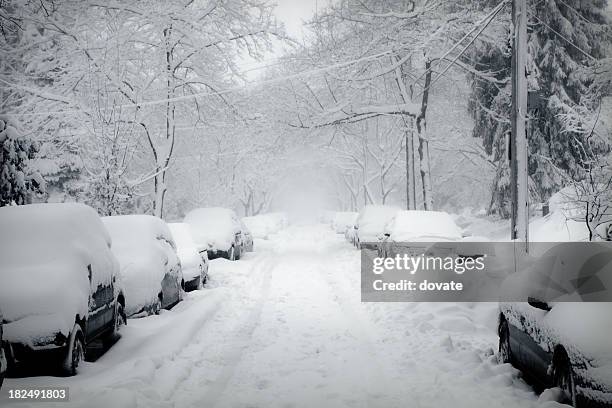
(510, 302), (554, 383)
(87, 264), (114, 339)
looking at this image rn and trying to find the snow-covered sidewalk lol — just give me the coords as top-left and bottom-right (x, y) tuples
(1, 224), (560, 408)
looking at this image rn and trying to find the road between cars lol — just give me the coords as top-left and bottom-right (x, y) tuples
(1, 224), (551, 408)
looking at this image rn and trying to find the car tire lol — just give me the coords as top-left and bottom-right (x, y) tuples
(229, 246), (236, 261)
(498, 320), (512, 364)
(62, 324), (85, 376)
(553, 351), (577, 407)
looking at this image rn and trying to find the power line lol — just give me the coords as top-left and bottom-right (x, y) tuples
(528, 11), (597, 61)
(2, 47), (401, 118)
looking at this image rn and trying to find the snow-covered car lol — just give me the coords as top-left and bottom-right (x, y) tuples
(345, 224), (358, 245)
(0, 203), (126, 376)
(242, 215), (270, 240)
(377, 210), (493, 260)
(354, 205), (400, 249)
(240, 220), (254, 253)
(168, 223), (208, 291)
(499, 302), (612, 407)
(0, 313), (5, 389)
(378, 210), (463, 256)
(184, 207), (243, 261)
(103, 215), (183, 317)
(332, 211), (358, 234)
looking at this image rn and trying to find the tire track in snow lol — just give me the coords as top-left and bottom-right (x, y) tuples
(179, 252), (275, 408)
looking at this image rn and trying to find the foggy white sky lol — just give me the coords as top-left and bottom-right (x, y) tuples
(239, 0), (332, 80)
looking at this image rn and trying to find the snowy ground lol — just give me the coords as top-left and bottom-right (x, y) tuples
(1, 224), (565, 408)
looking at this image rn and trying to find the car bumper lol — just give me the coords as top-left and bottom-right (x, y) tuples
(207, 249), (230, 260)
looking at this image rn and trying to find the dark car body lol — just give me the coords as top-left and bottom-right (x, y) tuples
(499, 302), (612, 408)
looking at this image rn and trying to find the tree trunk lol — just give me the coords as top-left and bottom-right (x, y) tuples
(417, 59), (433, 210)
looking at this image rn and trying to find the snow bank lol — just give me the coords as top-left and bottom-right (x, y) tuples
(103, 215), (179, 316)
(168, 223), (203, 281)
(386, 210), (463, 241)
(331, 211), (358, 234)
(356, 205), (400, 242)
(184, 207), (241, 252)
(529, 188), (589, 242)
(0, 203), (119, 344)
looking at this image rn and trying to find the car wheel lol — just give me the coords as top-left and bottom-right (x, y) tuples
(62, 324), (85, 376)
(498, 320), (512, 364)
(554, 352), (577, 407)
(229, 246), (236, 261)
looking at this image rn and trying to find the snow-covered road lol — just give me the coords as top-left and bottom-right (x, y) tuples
(1, 224), (562, 408)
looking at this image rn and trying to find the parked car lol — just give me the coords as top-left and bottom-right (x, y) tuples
(168, 223), (208, 291)
(332, 211), (359, 234)
(0, 313), (6, 389)
(354, 205), (400, 249)
(345, 224), (358, 246)
(378, 210), (464, 257)
(103, 215), (183, 317)
(499, 302), (612, 407)
(0, 203), (126, 376)
(240, 220), (254, 253)
(184, 208), (243, 261)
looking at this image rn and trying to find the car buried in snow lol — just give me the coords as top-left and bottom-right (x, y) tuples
(498, 242), (612, 408)
(376, 210), (489, 258)
(353, 205), (400, 250)
(184, 207), (244, 261)
(499, 302), (612, 408)
(240, 220), (254, 253)
(103, 215), (183, 317)
(168, 222), (209, 291)
(332, 211), (359, 235)
(0, 203), (127, 376)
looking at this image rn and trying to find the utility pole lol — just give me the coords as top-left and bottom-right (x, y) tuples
(510, 0), (529, 244)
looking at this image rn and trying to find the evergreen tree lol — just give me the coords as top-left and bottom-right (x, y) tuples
(0, 116), (44, 206)
(468, 0), (612, 217)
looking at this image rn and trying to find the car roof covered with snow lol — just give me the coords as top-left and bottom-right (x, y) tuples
(385, 210), (463, 241)
(184, 207), (241, 251)
(0, 203), (119, 338)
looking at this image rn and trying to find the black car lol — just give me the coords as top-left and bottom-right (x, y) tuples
(0, 203), (127, 376)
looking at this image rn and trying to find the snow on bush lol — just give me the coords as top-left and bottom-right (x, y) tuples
(385, 210), (463, 241)
(332, 211), (358, 234)
(0, 116), (44, 206)
(103, 215), (180, 316)
(168, 223), (204, 281)
(0, 203), (118, 345)
(355, 205), (400, 242)
(184, 207), (241, 252)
